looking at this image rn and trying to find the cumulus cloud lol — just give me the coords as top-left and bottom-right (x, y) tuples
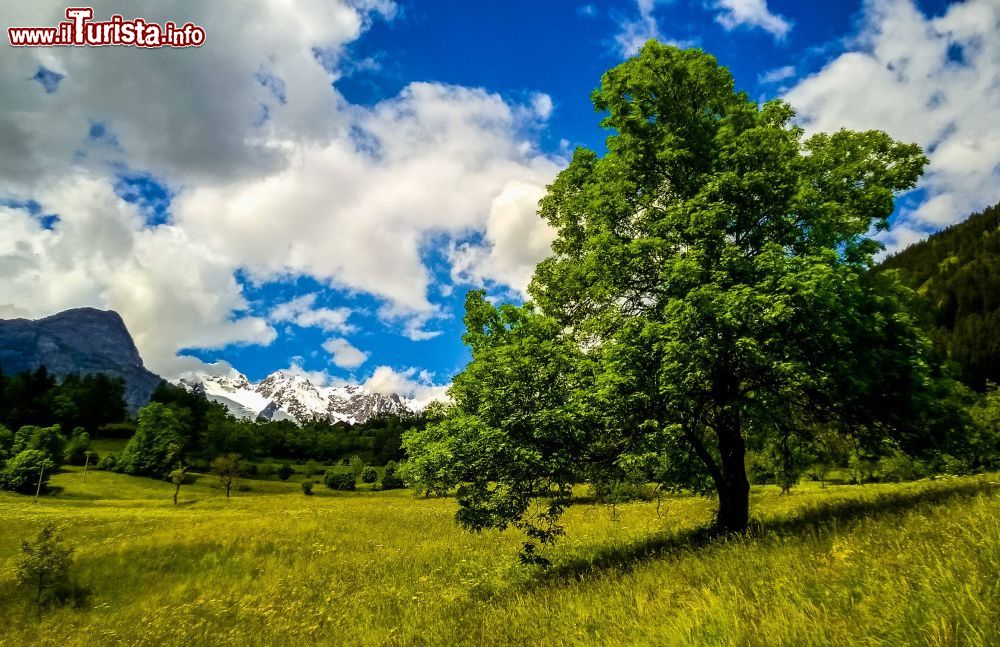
(362, 365), (449, 407)
(784, 0), (1000, 252)
(449, 180), (556, 296)
(322, 337), (369, 369)
(269, 294), (355, 334)
(712, 0), (792, 39)
(0, 1), (562, 377)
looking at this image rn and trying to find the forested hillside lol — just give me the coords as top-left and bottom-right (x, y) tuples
(880, 202), (1000, 390)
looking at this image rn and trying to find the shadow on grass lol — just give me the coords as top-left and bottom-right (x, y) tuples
(533, 478), (998, 585)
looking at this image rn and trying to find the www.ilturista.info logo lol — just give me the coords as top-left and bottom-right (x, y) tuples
(8, 7), (205, 48)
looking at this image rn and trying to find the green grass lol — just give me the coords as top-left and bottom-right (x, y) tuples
(1, 469), (997, 646)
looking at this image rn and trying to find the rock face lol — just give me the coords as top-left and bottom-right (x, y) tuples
(178, 370), (416, 425)
(0, 308), (162, 411)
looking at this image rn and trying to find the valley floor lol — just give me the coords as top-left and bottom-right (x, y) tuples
(1, 469), (998, 646)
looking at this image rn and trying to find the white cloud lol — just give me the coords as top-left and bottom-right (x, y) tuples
(615, 0), (670, 57)
(784, 0), (1000, 252)
(362, 365), (449, 407)
(0, 1), (563, 377)
(449, 180), (556, 296)
(758, 65), (796, 85)
(712, 0), (792, 39)
(269, 293), (355, 333)
(322, 337), (369, 369)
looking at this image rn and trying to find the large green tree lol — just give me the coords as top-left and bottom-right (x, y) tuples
(408, 42), (934, 542)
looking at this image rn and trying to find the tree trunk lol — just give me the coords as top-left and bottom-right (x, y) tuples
(715, 427), (750, 533)
(173, 483), (180, 505)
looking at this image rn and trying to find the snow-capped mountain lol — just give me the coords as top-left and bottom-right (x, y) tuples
(176, 369), (416, 425)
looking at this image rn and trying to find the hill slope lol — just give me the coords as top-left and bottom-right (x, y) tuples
(0, 471), (996, 646)
(0, 308), (162, 411)
(880, 202), (1000, 389)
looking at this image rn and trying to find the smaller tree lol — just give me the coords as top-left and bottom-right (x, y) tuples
(303, 460), (319, 478)
(300, 480), (314, 496)
(169, 466), (189, 505)
(349, 455), (364, 483)
(0, 450), (56, 494)
(277, 463), (295, 482)
(15, 523), (74, 606)
(362, 466), (378, 484)
(211, 453), (243, 498)
(63, 428), (91, 465)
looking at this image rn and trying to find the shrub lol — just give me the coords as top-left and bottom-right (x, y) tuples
(380, 473), (405, 490)
(362, 466), (378, 484)
(15, 523), (79, 606)
(63, 428), (91, 465)
(301, 480), (314, 496)
(97, 453), (117, 471)
(303, 460), (319, 478)
(257, 463), (276, 480)
(1, 450), (56, 494)
(324, 468), (356, 491)
(384, 460), (398, 477)
(277, 463), (295, 482)
(349, 455), (364, 482)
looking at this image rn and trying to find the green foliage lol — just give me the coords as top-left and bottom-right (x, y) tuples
(63, 427), (91, 465)
(211, 453), (243, 498)
(257, 462), (276, 480)
(0, 367), (125, 434)
(362, 466), (378, 484)
(384, 460), (398, 477)
(349, 455), (364, 482)
(300, 480), (314, 496)
(406, 42), (933, 552)
(880, 202), (1000, 389)
(0, 423), (13, 461)
(303, 460), (319, 478)
(969, 384), (1000, 470)
(379, 473), (405, 491)
(0, 449), (56, 494)
(97, 453), (117, 471)
(277, 463), (294, 482)
(324, 468), (357, 491)
(116, 403), (185, 477)
(14, 523), (77, 606)
(13, 425), (67, 466)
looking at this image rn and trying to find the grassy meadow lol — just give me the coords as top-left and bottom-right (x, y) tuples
(1, 468), (997, 646)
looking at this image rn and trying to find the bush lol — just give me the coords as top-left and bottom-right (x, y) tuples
(301, 480), (314, 496)
(15, 523), (80, 606)
(97, 453), (117, 471)
(1, 450), (56, 494)
(380, 473), (405, 490)
(63, 428), (92, 465)
(324, 468), (356, 491)
(384, 460), (397, 477)
(277, 463), (295, 482)
(257, 463), (276, 480)
(362, 466), (378, 484)
(303, 460), (319, 478)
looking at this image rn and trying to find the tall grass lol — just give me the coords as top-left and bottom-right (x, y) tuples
(1, 468), (997, 646)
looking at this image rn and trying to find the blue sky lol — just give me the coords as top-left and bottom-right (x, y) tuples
(1, 0), (996, 396)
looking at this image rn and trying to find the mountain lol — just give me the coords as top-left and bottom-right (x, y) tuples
(177, 369), (415, 425)
(879, 201), (1000, 389)
(0, 308), (162, 411)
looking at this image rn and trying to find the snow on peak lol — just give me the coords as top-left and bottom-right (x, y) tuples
(175, 367), (418, 424)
